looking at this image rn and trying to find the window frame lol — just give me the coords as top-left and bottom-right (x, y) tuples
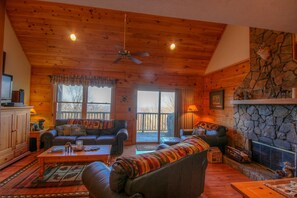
(53, 84), (114, 121)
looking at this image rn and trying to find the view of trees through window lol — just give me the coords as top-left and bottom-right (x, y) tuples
(56, 84), (111, 119)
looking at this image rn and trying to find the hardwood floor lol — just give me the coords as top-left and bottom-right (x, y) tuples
(0, 145), (250, 197)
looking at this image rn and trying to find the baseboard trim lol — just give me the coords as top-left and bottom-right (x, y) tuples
(0, 151), (31, 170)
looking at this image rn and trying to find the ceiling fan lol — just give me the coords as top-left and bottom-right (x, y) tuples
(113, 14), (149, 64)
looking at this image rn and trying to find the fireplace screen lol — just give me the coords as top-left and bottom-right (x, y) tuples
(252, 141), (295, 173)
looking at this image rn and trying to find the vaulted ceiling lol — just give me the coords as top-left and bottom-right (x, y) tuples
(6, 0), (226, 76)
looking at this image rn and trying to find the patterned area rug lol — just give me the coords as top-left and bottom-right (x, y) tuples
(136, 144), (158, 151)
(15, 164), (86, 188)
(0, 159), (89, 198)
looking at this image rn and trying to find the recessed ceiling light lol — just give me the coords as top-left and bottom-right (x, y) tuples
(170, 43), (176, 50)
(70, 33), (77, 41)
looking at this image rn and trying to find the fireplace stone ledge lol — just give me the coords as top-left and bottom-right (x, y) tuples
(223, 155), (275, 181)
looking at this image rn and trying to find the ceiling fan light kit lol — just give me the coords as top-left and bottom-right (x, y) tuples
(113, 14), (150, 64)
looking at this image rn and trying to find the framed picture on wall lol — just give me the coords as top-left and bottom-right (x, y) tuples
(209, 89), (224, 110)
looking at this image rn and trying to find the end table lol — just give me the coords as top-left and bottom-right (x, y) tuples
(29, 129), (47, 152)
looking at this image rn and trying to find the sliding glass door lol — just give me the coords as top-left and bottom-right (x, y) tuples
(136, 90), (175, 143)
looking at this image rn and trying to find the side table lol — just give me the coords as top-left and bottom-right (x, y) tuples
(29, 129), (47, 152)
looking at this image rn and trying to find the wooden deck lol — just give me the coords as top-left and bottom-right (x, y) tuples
(0, 145), (250, 197)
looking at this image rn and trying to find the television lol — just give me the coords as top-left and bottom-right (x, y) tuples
(1, 74), (13, 104)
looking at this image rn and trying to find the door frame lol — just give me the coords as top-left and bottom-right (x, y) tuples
(136, 87), (176, 144)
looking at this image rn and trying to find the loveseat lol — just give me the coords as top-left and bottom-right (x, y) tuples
(41, 119), (128, 155)
(82, 136), (209, 198)
(180, 121), (228, 153)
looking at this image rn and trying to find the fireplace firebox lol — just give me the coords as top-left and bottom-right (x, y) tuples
(252, 141), (296, 176)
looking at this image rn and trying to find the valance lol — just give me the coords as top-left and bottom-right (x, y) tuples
(49, 75), (116, 87)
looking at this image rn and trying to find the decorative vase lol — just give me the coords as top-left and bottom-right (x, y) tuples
(38, 119), (45, 130)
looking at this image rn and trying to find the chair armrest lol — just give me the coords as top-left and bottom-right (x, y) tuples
(46, 129), (58, 137)
(82, 162), (138, 198)
(116, 128), (128, 141)
(41, 129), (57, 150)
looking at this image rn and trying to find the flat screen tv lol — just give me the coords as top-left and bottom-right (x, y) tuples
(1, 74), (13, 103)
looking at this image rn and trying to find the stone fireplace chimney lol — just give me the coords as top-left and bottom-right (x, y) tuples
(233, 28), (297, 172)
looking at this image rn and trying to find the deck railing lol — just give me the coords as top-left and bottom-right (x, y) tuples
(136, 113), (174, 132)
(57, 111), (110, 120)
(57, 112), (174, 133)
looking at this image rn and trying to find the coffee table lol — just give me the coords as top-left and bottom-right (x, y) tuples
(37, 145), (111, 179)
(231, 179), (286, 198)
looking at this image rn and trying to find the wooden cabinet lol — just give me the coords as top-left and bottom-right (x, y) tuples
(0, 106), (32, 169)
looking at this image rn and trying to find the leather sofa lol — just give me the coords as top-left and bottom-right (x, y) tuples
(41, 119), (128, 155)
(180, 121), (228, 153)
(82, 136), (209, 198)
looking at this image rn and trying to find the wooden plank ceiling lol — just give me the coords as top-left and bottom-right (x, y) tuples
(6, 0), (226, 76)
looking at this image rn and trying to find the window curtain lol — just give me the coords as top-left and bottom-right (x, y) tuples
(49, 75), (116, 87)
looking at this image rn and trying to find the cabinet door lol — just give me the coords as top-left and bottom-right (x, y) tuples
(0, 111), (14, 165)
(14, 110), (29, 155)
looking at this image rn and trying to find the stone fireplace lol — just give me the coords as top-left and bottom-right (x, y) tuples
(232, 28), (297, 177)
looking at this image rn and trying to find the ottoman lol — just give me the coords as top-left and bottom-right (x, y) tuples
(160, 137), (181, 146)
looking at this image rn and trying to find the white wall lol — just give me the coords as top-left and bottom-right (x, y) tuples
(3, 13), (31, 105)
(205, 25), (249, 74)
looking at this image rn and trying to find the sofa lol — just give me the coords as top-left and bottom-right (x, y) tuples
(82, 136), (209, 198)
(41, 119), (128, 155)
(180, 121), (228, 153)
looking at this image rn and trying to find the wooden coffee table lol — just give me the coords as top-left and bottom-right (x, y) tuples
(231, 179), (286, 198)
(37, 145), (111, 179)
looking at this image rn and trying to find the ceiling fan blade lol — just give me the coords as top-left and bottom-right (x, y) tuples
(132, 51), (150, 57)
(113, 57), (122, 64)
(129, 56), (142, 64)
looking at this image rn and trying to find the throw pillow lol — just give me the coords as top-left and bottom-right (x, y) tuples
(71, 124), (87, 136)
(63, 124), (72, 136)
(56, 125), (64, 136)
(192, 127), (206, 136)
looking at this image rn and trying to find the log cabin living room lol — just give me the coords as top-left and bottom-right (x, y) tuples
(0, 0), (296, 197)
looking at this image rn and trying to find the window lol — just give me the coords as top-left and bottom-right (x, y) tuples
(56, 85), (112, 120)
(56, 85), (83, 119)
(87, 86), (111, 119)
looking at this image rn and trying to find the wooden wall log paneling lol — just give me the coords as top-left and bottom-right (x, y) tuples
(6, 0), (225, 144)
(199, 60), (250, 146)
(6, 0), (225, 77)
(31, 67), (202, 144)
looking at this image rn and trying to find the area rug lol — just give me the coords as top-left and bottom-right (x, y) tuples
(0, 159), (89, 197)
(15, 164), (86, 188)
(136, 144), (158, 151)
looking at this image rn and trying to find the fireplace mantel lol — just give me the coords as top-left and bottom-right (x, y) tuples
(231, 98), (297, 105)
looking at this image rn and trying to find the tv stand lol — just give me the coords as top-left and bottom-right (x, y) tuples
(0, 106), (33, 169)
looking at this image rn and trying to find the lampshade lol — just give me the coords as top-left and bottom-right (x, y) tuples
(187, 104), (198, 112)
(30, 108), (37, 116)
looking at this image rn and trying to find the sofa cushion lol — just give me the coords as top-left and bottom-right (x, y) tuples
(205, 130), (219, 136)
(67, 119), (114, 130)
(77, 135), (97, 145)
(86, 128), (100, 136)
(195, 121), (227, 137)
(53, 136), (77, 145)
(96, 135), (116, 144)
(70, 124), (87, 136)
(193, 127), (206, 136)
(98, 120), (114, 129)
(56, 124), (72, 136)
(100, 128), (116, 136)
(56, 125), (64, 136)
